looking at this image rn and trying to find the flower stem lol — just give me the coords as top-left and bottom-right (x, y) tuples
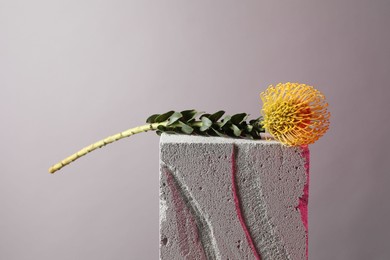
(48, 122), (166, 174)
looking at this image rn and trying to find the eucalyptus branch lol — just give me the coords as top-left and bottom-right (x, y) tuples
(48, 110), (264, 174)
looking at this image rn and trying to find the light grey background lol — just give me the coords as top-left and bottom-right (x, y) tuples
(1, 0), (389, 259)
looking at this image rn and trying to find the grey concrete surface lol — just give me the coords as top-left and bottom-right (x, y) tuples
(159, 134), (308, 259)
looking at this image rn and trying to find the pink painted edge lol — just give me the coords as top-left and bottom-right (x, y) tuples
(297, 145), (310, 259)
(164, 168), (207, 260)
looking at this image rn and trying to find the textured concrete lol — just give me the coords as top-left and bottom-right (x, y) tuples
(159, 134), (309, 260)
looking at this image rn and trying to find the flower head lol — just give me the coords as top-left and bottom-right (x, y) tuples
(260, 82), (330, 146)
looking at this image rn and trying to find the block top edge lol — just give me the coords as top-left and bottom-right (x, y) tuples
(160, 133), (280, 145)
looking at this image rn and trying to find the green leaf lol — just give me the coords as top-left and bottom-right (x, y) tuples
(200, 113), (210, 119)
(200, 116), (212, 131)
(167, 112), (183, 126)
(230, 124), (242, 137)
(146, 114), (159, 123)
(208, 111), (225, 122)
(231, 113), (248, 125)
(246, 124), (253, 132)
(220, 115), (231, 127)
(180, 109), (197, 121)
(209, 127), (225, 137)
(249, 117), (262, 125)
(244, 134), (254, 139)
(252, 131), (262, 139)
(178, 121), (194, 134)
(155, 111), (175, 123)
(157, 125), (166, 131)
(191, 127), (202, 135)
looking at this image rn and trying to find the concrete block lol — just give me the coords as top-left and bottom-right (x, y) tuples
(159, 134), (309, 260)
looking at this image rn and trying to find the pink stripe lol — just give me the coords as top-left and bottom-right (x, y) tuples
(231, 146), (262, 260)
(297, 145), (310, 259)
(164, 168), (207, 259)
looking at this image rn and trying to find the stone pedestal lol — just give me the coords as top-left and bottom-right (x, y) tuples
(159, 134), (309, 260)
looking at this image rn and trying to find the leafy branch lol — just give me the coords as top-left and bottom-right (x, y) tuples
(147, 109), (264, 138)
(48, 109), (264, 174)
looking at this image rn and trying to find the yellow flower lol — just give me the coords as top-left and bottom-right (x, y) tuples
(260, 82), (330, 146)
